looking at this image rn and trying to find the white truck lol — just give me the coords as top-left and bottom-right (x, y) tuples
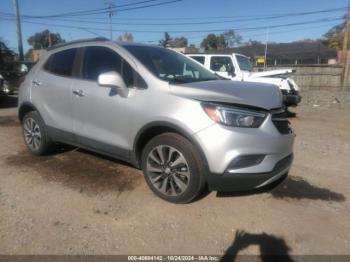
(186, 53), (301, 108)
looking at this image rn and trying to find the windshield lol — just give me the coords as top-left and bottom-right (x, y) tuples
(123, 45), (218, 83)
(236, 55), (253, 72)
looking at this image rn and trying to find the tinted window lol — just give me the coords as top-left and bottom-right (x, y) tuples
(190, 56), (205, 65)
(81, 46), (145, 88)
(123, 45), (217, 84)
(82, 46), (122, 81)
(44, 48), (77, 76)
(210, 56), (234, 74)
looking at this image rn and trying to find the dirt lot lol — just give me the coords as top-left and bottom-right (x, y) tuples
(0, 92), (350, 256)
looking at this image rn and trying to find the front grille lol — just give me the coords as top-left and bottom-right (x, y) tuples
(272, 111), (292, 135)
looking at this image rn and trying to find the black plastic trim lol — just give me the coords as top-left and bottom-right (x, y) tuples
(207, 154), (293, 191)
(18, 102), (39, 122)
(47, 126), (135, 166)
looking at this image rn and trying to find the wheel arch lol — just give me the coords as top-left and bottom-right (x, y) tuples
(133, 121), (209, 173)
(18, 102), (39, 123)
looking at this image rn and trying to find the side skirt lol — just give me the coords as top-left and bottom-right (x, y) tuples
(47, 126), (138, 167)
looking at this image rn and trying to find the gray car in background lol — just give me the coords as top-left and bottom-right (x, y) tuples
(18, 38), (295, 203)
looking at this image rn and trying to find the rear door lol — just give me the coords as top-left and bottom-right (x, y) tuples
(31, 48), (77, 140)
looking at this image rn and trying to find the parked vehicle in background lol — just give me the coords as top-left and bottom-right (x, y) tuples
(18, 39), (294, 203)
(187, 53), (302, 109)
(0, 61), (35, 97)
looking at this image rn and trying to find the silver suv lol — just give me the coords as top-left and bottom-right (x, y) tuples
(18, 38), (295, 203)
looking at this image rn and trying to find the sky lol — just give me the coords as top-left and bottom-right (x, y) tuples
(0, 0), (348, 53)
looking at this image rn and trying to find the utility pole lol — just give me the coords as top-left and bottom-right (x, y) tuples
(105, 1), (115, 41)
(48, 30), (52, 47)
(263, 28), (269, 71)
(342, 2), (350, 89)
(12, 0), (24, 61)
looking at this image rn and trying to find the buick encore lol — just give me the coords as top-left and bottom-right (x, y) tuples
(18, 38), (295, 203)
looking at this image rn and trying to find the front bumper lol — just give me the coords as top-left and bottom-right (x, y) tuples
(193, 114), (295, 191)
(207, 154), (293, 191)
(283, 93), (302, 107)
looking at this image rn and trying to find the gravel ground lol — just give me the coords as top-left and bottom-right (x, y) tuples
(0, 92), (350, 257)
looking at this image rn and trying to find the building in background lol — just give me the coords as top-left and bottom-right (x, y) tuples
(185, 41), (337, 66)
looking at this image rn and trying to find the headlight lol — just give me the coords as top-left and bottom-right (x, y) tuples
(202, 103), (266, 128)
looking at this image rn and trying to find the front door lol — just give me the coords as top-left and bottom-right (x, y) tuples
(71, 46), (136, 159)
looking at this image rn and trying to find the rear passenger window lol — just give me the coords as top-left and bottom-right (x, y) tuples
(44, 48), (77, 77)
(82, 46), (146, 88)
(190, 56), (205, 65)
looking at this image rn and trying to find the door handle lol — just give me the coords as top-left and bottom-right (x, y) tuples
(32, 80), (41, 87)
(73, 89), (84, 97)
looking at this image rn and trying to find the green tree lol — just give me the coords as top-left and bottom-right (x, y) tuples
(170, 36), (188, 48)
(159, 32), (172, 47)
(223, 30), (242, 47)
(27, 30), (65, 49)
(322, 15), (346, 50)
(244, 39), (262, 46)
(200, 33), (227, 50)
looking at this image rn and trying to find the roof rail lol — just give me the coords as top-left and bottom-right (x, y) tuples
(46, 37), (109, 51)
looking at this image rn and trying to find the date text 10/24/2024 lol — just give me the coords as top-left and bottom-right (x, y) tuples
(128, 256), (219, 261)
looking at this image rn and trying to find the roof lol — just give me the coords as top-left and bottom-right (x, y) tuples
(46, 37), (109, 51)
(45, 38), (162, 52)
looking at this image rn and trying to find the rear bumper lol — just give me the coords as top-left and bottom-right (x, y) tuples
(207, 154), (293, 191)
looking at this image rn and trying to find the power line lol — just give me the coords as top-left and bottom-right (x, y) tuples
(2, 7), (345, 26)
(0, 16), (343, 34)
(8, 0), (184, 19)
(1, 5), (345, 21)
(11, 0), (176, 18)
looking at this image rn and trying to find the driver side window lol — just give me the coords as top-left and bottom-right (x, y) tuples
(210, 56), (234, 74)
(82, 46), (121, 81)
(81, 46), (146, 88)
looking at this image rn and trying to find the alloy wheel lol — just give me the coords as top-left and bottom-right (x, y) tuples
(23, 117), (42, 151)
(146, 145), (190, 196)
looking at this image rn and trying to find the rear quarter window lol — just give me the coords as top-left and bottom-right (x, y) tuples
(43, 48), (77, 77)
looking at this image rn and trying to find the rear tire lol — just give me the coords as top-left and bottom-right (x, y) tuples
(22, 111), (55, 155)
(141, 133), (206, 203)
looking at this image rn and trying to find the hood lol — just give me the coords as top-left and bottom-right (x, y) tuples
(170, 80), (282, 110)
(249, 69), (295, 79)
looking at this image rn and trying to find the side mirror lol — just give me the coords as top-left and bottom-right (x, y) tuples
(228, 66), (236, 77)
(98, 71), (128, 97)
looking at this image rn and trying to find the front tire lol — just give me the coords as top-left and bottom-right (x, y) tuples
(141, 133), (206, 203)
(22, 111), (54, 155)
